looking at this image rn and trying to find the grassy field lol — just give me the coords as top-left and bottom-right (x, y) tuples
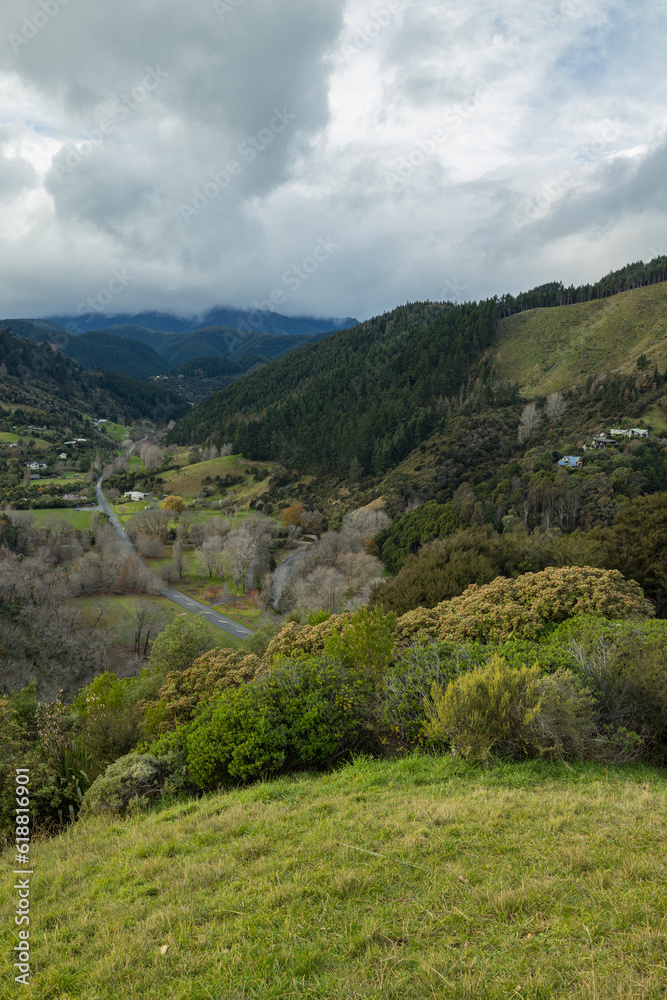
(493, 282), (667, 398)
(30, 508), (94, 530)
(160, 454), (276, 502)
(2, 755), (665, 999)
(0, 431), (50, 449)
(100, 421), (129, 442)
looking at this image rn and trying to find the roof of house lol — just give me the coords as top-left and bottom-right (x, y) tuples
(558, 456), (582, 468)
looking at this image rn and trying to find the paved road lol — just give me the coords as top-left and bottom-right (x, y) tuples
(270, 545), (313, 610)
(95, 477), (253, 640)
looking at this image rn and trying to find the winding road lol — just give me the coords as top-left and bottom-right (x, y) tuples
(95, 477), (254, 640)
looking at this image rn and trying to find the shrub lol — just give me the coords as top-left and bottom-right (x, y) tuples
(395, 566), (654, 645)
(563, 619), (667, 761)
(144, 728), (197, 799)
(424, 655), (596, 761)
(82, 753), (169, 817)
(376, 644), (465, 752)
(186, 684), (287, 789)
(74, 672), (141, 779)
(264, 614), (351, 662)
(323, 605), (396, 673)
(186, 657), (380, 791)
(0, 695), (91, 838)
(142, 648), (262, 737)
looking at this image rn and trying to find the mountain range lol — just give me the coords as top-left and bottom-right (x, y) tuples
(0, 309), (359, 387)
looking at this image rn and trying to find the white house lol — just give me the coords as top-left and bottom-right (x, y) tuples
(629, 428), (649, 438)
(124, 491), (148, 501)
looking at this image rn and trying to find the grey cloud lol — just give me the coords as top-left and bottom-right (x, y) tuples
(0, 0), (666, 321)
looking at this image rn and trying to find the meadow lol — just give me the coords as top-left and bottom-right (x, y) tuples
(30, 508), (94, 530)
(494, 282), (667, 400)
(2, 755), (665, 999)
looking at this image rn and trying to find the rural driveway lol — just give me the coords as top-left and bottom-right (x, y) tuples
(95, 477), (253, 640)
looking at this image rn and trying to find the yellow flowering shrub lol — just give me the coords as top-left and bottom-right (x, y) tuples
(395, 566), (653, 644)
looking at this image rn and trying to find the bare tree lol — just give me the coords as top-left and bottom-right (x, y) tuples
(196, 537), (225, 580)
(545, 392), (567, 423)
(135, 534), (164, 558)
(142, 445), (164, 471)
(225, 526), (255, 593)
(292, 566), (348, 613)
(172, 536), (185, 579)
(518, 402), (541, 444)
(133, 601), (166, 658)
(342, 507), (391, 543)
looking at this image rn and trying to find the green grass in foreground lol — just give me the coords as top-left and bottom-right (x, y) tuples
(2, 756), (666, 999)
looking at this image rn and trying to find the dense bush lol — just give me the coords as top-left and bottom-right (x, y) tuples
(264, 614), (351, 662)
(186, 656), (379, 791)
(395, 566), (654, 644)
(82, 753), (170, 817)
(142, 648), (262, 737)
(371, 529), (505, 614)
(0, 694), (91, 839)
(74, 672), (142, 779)
(424, 655), (596, 761)
(562, 618), (667, 761)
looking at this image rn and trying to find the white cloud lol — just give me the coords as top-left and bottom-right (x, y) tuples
(0, 0), (665, 320)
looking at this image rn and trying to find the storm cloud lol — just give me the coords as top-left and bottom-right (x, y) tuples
(0, 0), (665, 320)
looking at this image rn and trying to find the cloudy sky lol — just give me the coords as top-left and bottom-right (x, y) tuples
(0, 0), (665, 323)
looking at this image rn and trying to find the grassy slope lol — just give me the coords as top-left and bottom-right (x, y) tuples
(493, 282), (667, 397)
(3, 756), (665, 999)
(159, 454), (277, 503)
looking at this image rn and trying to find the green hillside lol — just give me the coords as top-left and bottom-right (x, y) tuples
(494, 282), (667, 396)
(2, 756), (665, 998)
(167, 301), (497, 476)
(0, 326), (188, 423)
(65, 331), (170, 378)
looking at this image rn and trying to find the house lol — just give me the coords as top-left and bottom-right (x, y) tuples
(124, 491), (148, 501)
(557, 456), (583, 469)
(593, 433), (616, 450)
(27, 462), (48, 471)
(610, 428), (630, 438)
(629, 427), (649, 438)
(58, 453), (67, 460)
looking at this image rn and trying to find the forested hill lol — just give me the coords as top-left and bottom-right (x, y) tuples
(499, 255), (667, 314)
(0, 327), (189, 423)
(167, 300), (499, 476)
